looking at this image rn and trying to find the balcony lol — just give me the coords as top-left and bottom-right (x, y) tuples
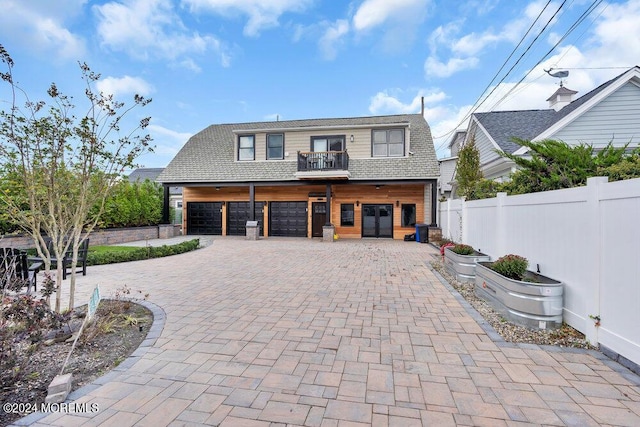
(295, 150), (351, 180)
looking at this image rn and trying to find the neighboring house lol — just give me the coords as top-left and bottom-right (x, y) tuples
(438, 130), (465, 199)
(128, 168), (183, 224)
(461, 66), (640, 181)
(157, 114), (440, 239)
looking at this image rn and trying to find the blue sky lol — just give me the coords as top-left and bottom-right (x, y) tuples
(1, 0), (639, 168)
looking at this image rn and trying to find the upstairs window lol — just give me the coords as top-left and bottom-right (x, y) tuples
(372, 129), (405, 157)
(238, 135), (255, 161)
(267, 133), (284, 160)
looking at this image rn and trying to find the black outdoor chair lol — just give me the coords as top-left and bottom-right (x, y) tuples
(32, 238), (90, 280)
(0, 247), (41, 294)
(51, 238), (90, 280)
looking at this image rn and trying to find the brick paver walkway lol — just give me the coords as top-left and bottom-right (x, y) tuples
(19, 238), (640, 426)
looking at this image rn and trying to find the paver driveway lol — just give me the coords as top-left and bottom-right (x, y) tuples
(23, 238), (640, 426)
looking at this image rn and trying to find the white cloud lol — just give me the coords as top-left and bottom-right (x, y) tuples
(367, 87), (472, 157)
(96, 75), (155, 98)
(0, 0), (86, 60)
(427, 0), (562, 77)
(183, 0), (312, 37)
(425, 56), (479, 78)
(147, 124), (192, 156)
(464, 0), (499, 15)
(318, 19), (350, 61)
(585, 0), (640, 69)
(472, 0), (560, 53)
(94, 0), (230, 68)
(353, 0), (431, 52)
(430, 105), (473, 157)
(369, 89), (447, 115)
(353, 0), (429, 31)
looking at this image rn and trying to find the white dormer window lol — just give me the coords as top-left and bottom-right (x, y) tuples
(267, 133), (284, 160)
(238, 135), (255, 161)
(372, 129), (405, 157)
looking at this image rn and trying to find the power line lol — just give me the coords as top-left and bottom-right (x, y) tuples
(489, 0), (604, 110)
(432, 0), (565, 151)
(492, 0), (610, 109)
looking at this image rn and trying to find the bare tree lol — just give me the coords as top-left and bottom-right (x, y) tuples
(0, 45), (152, 312)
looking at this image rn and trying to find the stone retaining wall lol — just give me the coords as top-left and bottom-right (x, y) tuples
(0, 226), (180, 249)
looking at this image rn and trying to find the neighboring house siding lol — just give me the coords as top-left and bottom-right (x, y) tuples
(551, 81), (640, 148)
(474, 128), (502, 166)
(439, 158), (457, 193)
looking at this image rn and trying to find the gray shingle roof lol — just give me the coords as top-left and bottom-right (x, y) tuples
(474, 110), (557, 154)
(157, 114), (439, 184)
(473, 66), (640, 153)
(128, 168), (182, 195)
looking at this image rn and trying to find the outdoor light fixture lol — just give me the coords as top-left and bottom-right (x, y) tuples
(215, 186), (220, 190)
(396, 200), (400, 207)
(375, 185), (380, 190)
(221, 201), (225, 206)
(350, 135), (354, 143)
(356, 201), (360, 206)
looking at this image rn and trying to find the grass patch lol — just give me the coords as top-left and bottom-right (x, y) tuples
(86, 239), (200, 265)
(89, 245), (142, 254)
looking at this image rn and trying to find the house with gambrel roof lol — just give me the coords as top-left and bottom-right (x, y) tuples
(157, 114), (439, 239)
(461, 66), (640, 181)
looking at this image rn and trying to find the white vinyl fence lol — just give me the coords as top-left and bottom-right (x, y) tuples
(439, 177), (640, 368)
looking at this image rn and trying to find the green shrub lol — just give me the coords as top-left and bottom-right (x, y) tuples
(95, 179), (163, 228)
(490, 254), (528, 281)
(87, 239), (200, 265)
(451, 244), (474, 255)
(467, 178), (506, 200)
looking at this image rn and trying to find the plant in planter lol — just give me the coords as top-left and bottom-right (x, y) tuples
(490, 254), (528, 280)
(443, 243), (491, 283)
(450, 244), (474, 256)
(475, 254), (564, 330)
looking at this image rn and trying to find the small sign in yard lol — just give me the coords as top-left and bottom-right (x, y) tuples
(87, 286), (101, 319)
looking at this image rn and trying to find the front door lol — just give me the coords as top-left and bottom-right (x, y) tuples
(362, 204), (393, 238)
(312, 202), (326, 237)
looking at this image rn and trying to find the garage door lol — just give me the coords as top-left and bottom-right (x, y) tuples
(269, 201), (307, 237)
(227, 202), (264, 236)
(187, 202), (222, 235)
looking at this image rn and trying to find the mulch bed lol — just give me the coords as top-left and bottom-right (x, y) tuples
(1, 299), (152, 427)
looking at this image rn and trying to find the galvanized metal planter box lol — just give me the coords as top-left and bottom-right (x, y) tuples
(444, 247), (491, 283)
(475, 261), (564, 330)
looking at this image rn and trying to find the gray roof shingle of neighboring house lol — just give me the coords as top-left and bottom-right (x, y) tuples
(473, 66), (640, 154)
(157, 114), (439, 184)
(474, 109), (558, 154)
(128, 168), (182, 195)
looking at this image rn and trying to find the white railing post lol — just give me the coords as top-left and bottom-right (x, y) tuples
(495, 192), (507, 257)
(460, 197), (467, 243)
(445, 199), (451, 239)
(584, 177), (608, 344)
